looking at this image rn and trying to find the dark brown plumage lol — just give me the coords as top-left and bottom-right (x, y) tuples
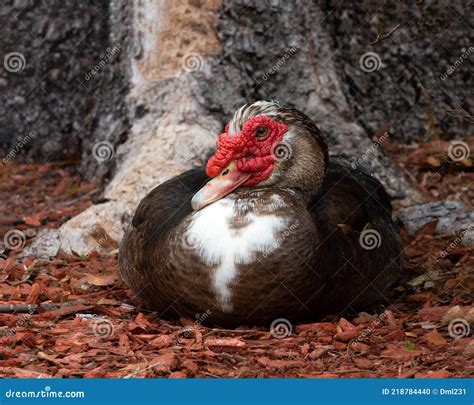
(119, 101), (402, 327)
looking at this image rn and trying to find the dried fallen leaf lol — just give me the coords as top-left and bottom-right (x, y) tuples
(37, 351), (62, 365)
(205, 337), (246, 347)
(148, 352), (179, 374)
(169, 371), (187, 378)
(309, 347), (328, 359)
(26, 283), (41, 304)
(423, 369), (451, 378)
(440, 305), (466, 326)
(425, 329), (447, 346)
(408, 271), (442, 287)
(338, 318), (357, 331)
(334, 330), (360, 342)
(149, 335), (174, 349)
(353, 357), (372, 369)
(425, 156), (441, 168)
(85, 274), (118, 286)
(23, 214), (42, 227)
(415, 219), (439, 237)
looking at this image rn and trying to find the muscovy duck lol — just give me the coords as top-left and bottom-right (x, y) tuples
(119, 101), (402, 326)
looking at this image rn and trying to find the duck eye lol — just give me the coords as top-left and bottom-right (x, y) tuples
(255, 126), (269, 139)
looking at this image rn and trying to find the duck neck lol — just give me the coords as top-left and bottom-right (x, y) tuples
(229, 186), (311, 212)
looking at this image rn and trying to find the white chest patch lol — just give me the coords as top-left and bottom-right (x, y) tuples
(186, 198), (286, 312)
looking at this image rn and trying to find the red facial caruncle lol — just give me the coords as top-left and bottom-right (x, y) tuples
(207, 116), (288, 185)
(191, 115), (288, 211)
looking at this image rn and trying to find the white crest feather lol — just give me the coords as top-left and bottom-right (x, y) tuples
(228, 101), (280, 135)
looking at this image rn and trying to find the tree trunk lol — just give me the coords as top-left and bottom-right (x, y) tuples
(5, 1), (470, 256)
(0, 0), (111, 159)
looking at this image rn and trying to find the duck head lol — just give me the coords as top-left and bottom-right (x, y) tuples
(191, 101), (328, 210)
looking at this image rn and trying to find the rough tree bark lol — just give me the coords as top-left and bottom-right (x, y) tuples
(2, 1), (471, 256)
(0, 0), (111, 159)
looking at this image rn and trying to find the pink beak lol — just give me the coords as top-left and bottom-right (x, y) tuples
(191, 161), (251, 211)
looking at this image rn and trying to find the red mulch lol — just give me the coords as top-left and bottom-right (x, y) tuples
(0, 159), (98, 239)
(0, 141), (472, 378)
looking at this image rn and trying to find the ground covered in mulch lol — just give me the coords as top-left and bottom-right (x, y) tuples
(0, 139), (473, 378)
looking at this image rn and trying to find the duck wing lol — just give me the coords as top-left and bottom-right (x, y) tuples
(119, 167), (208, 288)
(310, 161), (393, 230)
(307, 161), (402, 314)
(131, 167), (208, 239)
